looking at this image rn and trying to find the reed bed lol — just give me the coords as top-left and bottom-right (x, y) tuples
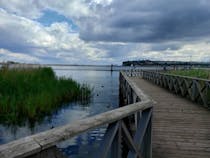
(0, 67), (91, 125)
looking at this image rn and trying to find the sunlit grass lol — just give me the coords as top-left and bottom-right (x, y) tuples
(169, 69), (210, 79)
(168, 69), (210, 107)
(0, 67), (92, 125)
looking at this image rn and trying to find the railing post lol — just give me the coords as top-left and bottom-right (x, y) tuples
(111, 121), (122, 158)
(144, 116), (152, 158)
(142, 70), (210, 108)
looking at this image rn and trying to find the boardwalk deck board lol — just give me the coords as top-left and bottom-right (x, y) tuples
(131, 78), (210, 158)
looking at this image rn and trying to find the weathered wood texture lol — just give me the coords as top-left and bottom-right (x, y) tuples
(28, 146), (66, 158)
(142, 71), (210, 108)
(120, 71), (152, 104)
(0, 102), (152, 158)
(0, 72), (153, 158)
(123, 69), (143, 77)
(108, 72), (154, 158)
(131, 77), (210, 158)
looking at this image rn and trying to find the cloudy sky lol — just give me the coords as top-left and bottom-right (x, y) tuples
(0, 0), (210, 65)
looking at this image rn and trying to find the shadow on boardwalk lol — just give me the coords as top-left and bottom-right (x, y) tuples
(131, 78), (210, 158)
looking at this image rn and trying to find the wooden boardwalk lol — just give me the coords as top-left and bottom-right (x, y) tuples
(131, 78), (210, 158)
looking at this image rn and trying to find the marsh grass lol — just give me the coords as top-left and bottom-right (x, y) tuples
(169, 69), (210, 79)
(0, 67), (92, 125)
(169, 69), (210, 106)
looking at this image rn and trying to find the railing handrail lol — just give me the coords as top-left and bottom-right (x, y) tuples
(142, 70), (210, 82)
(121, 71), (152, 102)
(0, 72), (153, 158)
(0, 101), (152, 158)
(142, 70), (210, 108)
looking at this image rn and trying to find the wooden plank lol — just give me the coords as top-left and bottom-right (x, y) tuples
(142, 70), (210, 108)
(0, 71), (153, 158)
(28, 146), (67, 158)
(0, 137), (41, 158)
(131, 77), (210, 158)
(0, 101), (152, 157)
(121, 72), (153, 103)
(32, 101), (152, 149)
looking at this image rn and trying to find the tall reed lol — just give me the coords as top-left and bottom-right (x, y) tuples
(0, 67), (92, 125)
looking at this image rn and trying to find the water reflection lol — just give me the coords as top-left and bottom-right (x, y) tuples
(59, 127), (107, 158)
(0, 67), (119, 158)
(55, 69), (119, 158)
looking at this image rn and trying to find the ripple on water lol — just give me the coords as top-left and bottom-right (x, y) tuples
(0, 67), (119, 158)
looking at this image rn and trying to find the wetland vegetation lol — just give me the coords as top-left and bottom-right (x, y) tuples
(169, 69), (210, 80)
(0, 67), (92, 125)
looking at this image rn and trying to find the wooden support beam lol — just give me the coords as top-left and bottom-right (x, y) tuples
(94, 122), (119, 158)
(0, 101), (152, 158)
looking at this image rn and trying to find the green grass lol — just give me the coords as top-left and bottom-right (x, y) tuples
(168, 69), (210, 107)
(0, 67), (92, 125)
(169, 69), (210, 80)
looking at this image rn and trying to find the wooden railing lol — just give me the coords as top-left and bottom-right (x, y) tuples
(142, 71), (210, 108)
(124, 69), (143, 77)
(0, 72), (153, 158)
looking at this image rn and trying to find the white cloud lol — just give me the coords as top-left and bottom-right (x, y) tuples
(0, 0), (43, 19)
(0, 8), (110, 64)
(128, 42), (210, 62)
(0, 1), (210, 64)
(0, 48), (39, 63)
(44, 0), (92, 18)
(0, 0), (93, 19)
(91, 0), (113, 6)
(0, 9), (56, 48)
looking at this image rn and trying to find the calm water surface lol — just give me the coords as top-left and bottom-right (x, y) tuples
(0, 66), (119, 158)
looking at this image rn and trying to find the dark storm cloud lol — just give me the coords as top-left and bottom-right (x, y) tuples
(93, 42), (136, 57)
(80, 0), (210, 42)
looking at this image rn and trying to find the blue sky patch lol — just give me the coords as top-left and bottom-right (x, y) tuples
(37, 10), (79, 31)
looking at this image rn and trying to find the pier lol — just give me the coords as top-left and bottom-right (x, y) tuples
(132, 71), (210, 158)
(1, 70), (210, 158)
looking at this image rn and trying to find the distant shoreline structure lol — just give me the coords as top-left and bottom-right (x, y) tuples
(0, 61), (117, 67)
(122, 60), (210, 67)
(1, 60), (210, 69)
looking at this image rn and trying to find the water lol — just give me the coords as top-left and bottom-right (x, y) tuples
(0, 66), (119, 158)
